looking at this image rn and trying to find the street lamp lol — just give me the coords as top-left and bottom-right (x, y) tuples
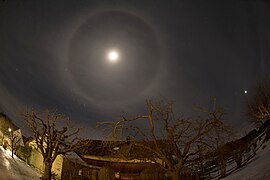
(8, 128), (11, 132)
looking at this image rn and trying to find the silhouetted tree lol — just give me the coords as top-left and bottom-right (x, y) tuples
(247, 81), (270, 124)
(8, 129), (22, 158)
(100, 99), (229, 180)
(23, 109), (81, 180)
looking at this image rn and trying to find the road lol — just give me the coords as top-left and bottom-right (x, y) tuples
(0, 146), (41, 180)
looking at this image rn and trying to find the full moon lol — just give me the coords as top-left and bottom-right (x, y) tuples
(107, 50), (119, 62)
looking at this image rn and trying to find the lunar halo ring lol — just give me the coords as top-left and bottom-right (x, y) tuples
(66, 10), (161, 105)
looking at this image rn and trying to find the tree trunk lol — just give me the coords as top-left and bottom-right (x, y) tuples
(220, 160), (226, 177)
(171, 170), (180, 180)
(11, 143), (14, 158)
(42, 161), (52, 180)
(235, 154), (242, 168)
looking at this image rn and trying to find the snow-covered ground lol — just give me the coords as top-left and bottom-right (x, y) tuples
(0, 146), (41, 180)
(223, 138), (270, 180)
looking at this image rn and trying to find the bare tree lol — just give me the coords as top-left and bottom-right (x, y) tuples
(247, 82), (270, 124)
(100, 99), (229, 180)
(8, 129), (22, 158)
(22, 109), (81, 180)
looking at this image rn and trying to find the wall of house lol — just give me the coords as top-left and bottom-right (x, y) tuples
(28, 148), (64, 180)
(81, 156), (166, 179)
(61, 158), (99, 180)
(29, 148), (43, 173)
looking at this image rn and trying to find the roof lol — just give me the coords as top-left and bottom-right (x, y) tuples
(0, 112), (20, 131)
(64, 151), (100, 169)
(75, 139), (171, 160)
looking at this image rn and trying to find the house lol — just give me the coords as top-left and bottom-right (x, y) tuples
(75, 139), (205, 179)
(0, 112), (24, 150)
(75, 140), (165, 179)
(26, 138), (99, 180)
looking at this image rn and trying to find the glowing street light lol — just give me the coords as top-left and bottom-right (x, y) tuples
(244, 90), (248, 94)
(8, 128), (11, 132)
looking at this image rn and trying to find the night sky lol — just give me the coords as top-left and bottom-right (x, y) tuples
(0, 0), (270, 138)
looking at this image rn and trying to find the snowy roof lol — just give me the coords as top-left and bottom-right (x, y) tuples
(64, 151), (100, 169)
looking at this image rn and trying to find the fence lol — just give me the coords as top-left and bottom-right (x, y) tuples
(201, 130), (268, 180)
